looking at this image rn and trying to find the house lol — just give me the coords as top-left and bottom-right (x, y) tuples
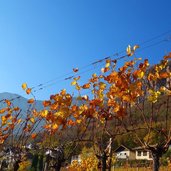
(133, 147), (152, 160)
(114, 145), (136, 160)
(114, 145), (153, 161)
(71, 154), (81, 163)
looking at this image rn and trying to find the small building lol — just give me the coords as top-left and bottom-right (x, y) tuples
(114, 145), (136, 160)
(71, 154), (81, 163)
(114, 145), (153, 161)
(133, 147), (152, 160)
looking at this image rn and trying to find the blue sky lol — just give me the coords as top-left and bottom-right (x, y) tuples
(0, 0), (171, 100)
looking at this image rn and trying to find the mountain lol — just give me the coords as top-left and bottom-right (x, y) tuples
(0, 92), (44, 114)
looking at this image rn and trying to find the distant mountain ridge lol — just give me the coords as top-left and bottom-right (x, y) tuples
(0, 92), (44, 113)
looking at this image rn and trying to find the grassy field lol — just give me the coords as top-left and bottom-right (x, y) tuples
(110, 166), (170, 171)
(61, 166), (171, 171)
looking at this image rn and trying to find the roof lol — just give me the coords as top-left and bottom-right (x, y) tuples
(114, 145), (133, 153)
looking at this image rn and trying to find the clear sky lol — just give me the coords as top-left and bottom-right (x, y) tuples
(0, 0), (171, 100)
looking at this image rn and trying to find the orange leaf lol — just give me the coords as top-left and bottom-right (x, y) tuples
(67, 120), (75, 126)
(160, 72), (169, 79)
(82, 83), (91, 89)
(26, 88), (32, 95)
(31, 133), (37, 139)
(5, 99), (11, 106)
(3, 127), (8, 131)
(101, 67), (110, 73)
(13, 107), (20, 111)
(52, 124), (58, 130)
(27, 98), (35, 104)
(0, 109), (6, 114)
(43, 100), (51, 107)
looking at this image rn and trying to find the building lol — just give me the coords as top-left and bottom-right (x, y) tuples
(134, 147), (152, 160)
(71, 154), (81, 163)
(114, 145), (153, 161)
(114, 145), (136, 160)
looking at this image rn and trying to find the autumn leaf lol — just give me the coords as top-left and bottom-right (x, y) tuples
(76, 119), (82, 124)
(5, 99), (11, 106)
(159, 72), (169, 79)
(105, 61), (111, 68)
(27, 98), (35, 104)
(13, 107), (20, 111)
(3, 127), (8, 132)
(31, 133), (37, 139)
(67, 120), (75, 126)
(82, 95), (89, 101)
(0, 109), (6, 114)
(60, 89), (66, 96)
(26, 88), (32, 95)
(71, 80), (77, 86)
(43, 100), (51, 107)
(52, 124), (58, 130)
(101, 67), (110, 73)
(22, 83), (27, 90)
(74, 76), (80, 81)
(73, 68), (79, 72)
(133, 45), (139, 51)
(40, 110), (48, 117)
(30, 118), (35, 123)
(126, 45), (133, 56)
(17, 119), (22, 124)
(82, 83), (91, 89)
(137, 71), (145, 79)
(76, 85), (81, 90)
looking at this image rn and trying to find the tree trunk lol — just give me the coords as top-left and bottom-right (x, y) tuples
(152, 152), (160, 171)
(55, 163), (62, 171)
(102, 152), (107, 171)
(13, 160), (21, 171)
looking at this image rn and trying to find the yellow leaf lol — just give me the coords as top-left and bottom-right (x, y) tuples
(41, 110), (48, 117)
(137, 71), (144, 79)
(17, 119), (22, 124)
(99, 82), (106, 89)
(22, 83), (27, 90)
(30, 118), (35, 123)
(52, 124), (58, 130)
(105, 62), (110, 68)
(71, 81), (77, 86)
(76, 85), (81, 90)
(133, 45), (139, 51)
(76, 119), (82, 124)
(92, 73), (97, 78)
(74, 76), (80, 81)
(126, 45), (132, 56)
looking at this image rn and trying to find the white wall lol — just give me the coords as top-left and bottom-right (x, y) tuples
(116, 150), (130, 159)
(135, 150), (152, 160)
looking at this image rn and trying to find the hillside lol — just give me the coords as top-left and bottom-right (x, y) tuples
(0, 92), (44, 114)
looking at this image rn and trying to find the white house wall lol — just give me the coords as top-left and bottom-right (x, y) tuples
(116, 150), (130, 159)
(135, 151), (152, 160)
